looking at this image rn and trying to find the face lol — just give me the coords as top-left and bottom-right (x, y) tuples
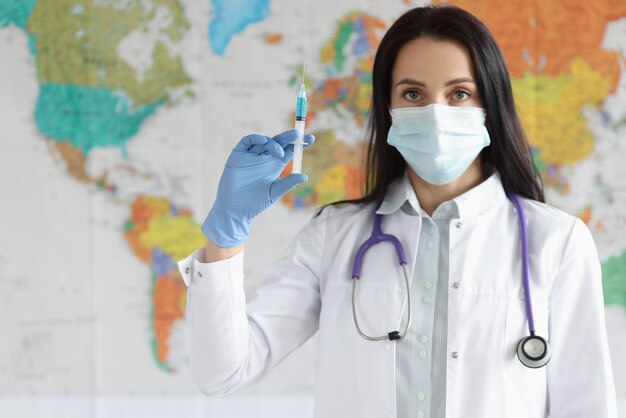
(390, 37), (482, 109)
(389, 37), (487, 195)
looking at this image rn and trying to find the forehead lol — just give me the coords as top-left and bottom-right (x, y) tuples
(392, 37), (475, 81)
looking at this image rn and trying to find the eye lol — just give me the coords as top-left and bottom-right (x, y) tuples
(452, 90), (471, 101)
(402, 89), (421, 101)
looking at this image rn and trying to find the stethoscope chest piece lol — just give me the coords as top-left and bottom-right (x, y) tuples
(517, 334), (552, 368)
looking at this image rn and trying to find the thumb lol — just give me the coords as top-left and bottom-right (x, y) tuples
(270, 173), (308, 202)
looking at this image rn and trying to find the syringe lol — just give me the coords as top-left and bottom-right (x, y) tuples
(291, 63), (307, 174)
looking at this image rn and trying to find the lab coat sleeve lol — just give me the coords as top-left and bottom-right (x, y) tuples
(178, 218), (324, 397)
(546, 218), (617, 417)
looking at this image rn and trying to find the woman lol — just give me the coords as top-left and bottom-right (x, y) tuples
(179, 5), (617, 418)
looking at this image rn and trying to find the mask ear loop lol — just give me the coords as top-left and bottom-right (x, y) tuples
(508, 193), (551, 368)
(351, 214), (412, 342)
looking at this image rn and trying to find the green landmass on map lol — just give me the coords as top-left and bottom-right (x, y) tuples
(602, 250), (626, 310)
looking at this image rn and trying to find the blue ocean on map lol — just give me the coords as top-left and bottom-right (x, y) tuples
(209, 0), (270, 55)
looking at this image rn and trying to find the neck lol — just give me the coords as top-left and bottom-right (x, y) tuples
(407, 159), (484, 216)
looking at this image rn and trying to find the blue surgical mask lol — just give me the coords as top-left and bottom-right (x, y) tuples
(387, 104), (491, 185)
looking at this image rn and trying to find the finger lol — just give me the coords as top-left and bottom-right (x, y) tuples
(282, 143), (294, 161)
(248, 140), (284, 158)
(270, 173), (308, 202)
(272, 129), (300, 148)
(250, 144), (267, 154)
(234, 134), (268, 151)
(265, 138), (285, 158)
(246, 139), (285, 158)
(303, 134), (315, 147)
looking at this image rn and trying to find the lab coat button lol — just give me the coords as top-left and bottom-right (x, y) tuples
(184, 267), (190, 275)
(428, 228), (435, 235)
(419, 350), (428, 359)
(424, 281), (433, 289)
(423, 295), (431, 304)
(427, 241), (434, 249)
(418, 392), (425, 401)
(452, 351), (459, 358)
(454, 221), (463, 229)
(197, 271), (203, 278)
(418, 411), (425, 418)
(420, 335), (428, 343)
(452, 282), (460, 289)
(444, 203), (452, 212)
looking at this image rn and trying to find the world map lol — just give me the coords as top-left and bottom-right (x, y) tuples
(0, 0), (625, 407)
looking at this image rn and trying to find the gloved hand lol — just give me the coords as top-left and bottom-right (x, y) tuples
(202, 129), (315, 248)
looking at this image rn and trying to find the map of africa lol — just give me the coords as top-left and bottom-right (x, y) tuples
(1, 0), (625, 414)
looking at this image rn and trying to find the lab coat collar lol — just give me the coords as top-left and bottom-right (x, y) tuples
(375, 170), (506, 219)
(453, 171), (507, 219)
(375, 172), (417, 215)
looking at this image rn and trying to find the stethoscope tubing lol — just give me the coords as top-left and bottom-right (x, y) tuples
(508, 192), (536, 333)
(352, 263), (412, 342)
(350, 192), (550, 368)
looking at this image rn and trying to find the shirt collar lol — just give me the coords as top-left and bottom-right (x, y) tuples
(375, 171), (506, 219)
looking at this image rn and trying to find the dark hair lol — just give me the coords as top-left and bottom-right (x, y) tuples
(323, 5), (544, 212)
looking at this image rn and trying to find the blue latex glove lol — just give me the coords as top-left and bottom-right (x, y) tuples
(202, 129), (315, 248)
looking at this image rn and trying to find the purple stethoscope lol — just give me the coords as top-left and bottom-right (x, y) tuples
(350, 192), (551, 369)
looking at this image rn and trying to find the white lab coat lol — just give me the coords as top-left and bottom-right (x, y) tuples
(179, 174), (617, 418)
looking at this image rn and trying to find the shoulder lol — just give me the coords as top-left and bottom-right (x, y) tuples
(289, 202), (377, 267)
(294, 201), (380, 251)
(520, 198), (576, 228)
(308, 201), (377, 231)
(518, 197), (596, 253)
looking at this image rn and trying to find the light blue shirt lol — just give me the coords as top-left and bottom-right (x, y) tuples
(377, 172), (500, 418)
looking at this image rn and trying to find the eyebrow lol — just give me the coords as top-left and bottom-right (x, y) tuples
(395, 77), (476, 87)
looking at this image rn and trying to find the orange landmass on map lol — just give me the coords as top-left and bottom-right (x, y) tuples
(52, 140), (93, 183)
(50, 139), (119, 193)
(323, 78), (342, 101)
(125, 195), (197, 260)
(345, 165), (365, 199)
(306, 73), (372, 128)
(435, 0), (626, 92)
(125, 196), (166, 261)
(578, 205), (593, 225)
(124, 195), (199, 370)
(331, 139), (365, 168)
(362, 15), (387, 51)
(153, 272), (186, 367)
(264, 32), (283, 44)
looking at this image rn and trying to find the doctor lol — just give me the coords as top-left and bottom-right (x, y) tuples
(178, 5), (617, 418)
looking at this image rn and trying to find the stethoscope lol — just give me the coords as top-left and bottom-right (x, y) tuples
(350, 192), (552, 369)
